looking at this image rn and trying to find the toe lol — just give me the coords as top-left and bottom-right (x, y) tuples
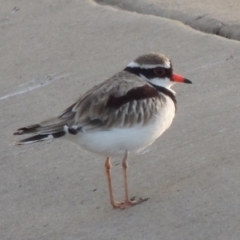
(120, 197), (149, 209)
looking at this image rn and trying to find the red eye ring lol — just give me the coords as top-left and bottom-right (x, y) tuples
(154, 67), (165, 77)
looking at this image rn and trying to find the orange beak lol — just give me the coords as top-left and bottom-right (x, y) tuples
(171, 73), (192, 84)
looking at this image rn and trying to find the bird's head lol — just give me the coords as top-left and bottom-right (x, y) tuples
(125, 53), (192, 90)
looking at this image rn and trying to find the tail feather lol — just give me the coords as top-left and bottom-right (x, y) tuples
(15, 131), (66, 145)
(13, 124), (40, 135)
(14, 104), (77, 145)
(13, 117), (68, 135)
(13, 118), (67, 145)
(15, 134), (52, 145)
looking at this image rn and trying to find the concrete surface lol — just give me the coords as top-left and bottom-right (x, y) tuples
(1, 0), (240, 239)
(96, 0), (240, 41)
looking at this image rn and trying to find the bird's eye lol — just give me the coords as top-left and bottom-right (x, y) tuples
(154, 67), (165, 77)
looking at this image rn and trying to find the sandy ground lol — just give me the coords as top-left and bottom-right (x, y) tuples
(1, 0), (240, 239)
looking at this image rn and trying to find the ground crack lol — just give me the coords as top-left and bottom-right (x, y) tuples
(93, 0), (240, 42)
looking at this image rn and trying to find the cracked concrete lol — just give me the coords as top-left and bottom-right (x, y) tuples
(0, 73), (69, 101)
(95, 0), (240, 41)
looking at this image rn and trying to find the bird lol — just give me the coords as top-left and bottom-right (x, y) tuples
(14, 53), (192, 209)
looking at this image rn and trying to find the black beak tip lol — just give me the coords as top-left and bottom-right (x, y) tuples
(184, 79), (192, 84)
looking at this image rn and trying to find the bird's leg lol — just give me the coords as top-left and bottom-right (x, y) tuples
(105, 157), (123, 208)
(121, 151), (148, 209)
(122, 151), (130, 203)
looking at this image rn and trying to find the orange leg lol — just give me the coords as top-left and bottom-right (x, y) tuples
(121, 151), (148, 209)
(105, 154), (148, 209)
(105, 157), (123, 208)
(122, 152), (130, 202)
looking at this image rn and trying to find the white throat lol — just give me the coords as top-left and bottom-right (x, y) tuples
(140, 74), (176, 94)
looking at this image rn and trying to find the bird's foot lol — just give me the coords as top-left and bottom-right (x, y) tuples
(111, 197), (148, 209)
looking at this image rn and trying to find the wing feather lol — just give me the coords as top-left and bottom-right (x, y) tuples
(14, 71), (167, 142)
(61, 71), (166, 131)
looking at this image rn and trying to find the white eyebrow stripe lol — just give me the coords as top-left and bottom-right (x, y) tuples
(128, 61), (171, 69)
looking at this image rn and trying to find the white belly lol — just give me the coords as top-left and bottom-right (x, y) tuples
(66, 98), (175, 157)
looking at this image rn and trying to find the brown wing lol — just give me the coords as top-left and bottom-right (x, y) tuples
(14, 71), (166, 138)
(61, 71), (165, 132)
